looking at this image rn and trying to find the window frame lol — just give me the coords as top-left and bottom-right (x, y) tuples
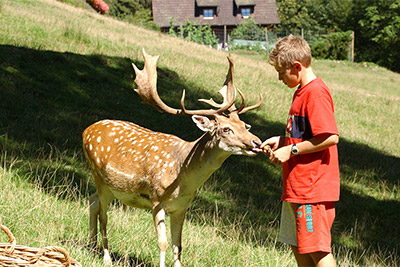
(240, 6), (252, 18)
(203, 8), (215, 19)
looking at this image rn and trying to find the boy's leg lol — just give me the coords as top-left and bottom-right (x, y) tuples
(291, 245), (315, 267)
(291, 247), (336, 267)
(310, 252), (336, 267)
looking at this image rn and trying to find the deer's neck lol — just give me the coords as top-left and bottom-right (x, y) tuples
(178, 132), (229, 194)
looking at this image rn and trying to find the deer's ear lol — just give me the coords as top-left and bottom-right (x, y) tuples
(192, 115), (214, 132)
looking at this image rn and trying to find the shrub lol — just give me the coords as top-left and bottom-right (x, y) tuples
(311, 31), (353, 60)
(230, 17), (265, 41)
(105, 0), (158, 30)
(86, 0), (109, 14)
(169, 20), (219, 48)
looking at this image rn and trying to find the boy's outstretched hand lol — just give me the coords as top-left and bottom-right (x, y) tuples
(252, 136), (291, 165)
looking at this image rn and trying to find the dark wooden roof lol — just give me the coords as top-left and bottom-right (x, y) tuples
(235, 0), (256, 6)
(196, 0), (219, 7)
(152, 0), (280, 27)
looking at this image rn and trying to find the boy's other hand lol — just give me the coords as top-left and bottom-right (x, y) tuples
(269, 145), (292, 165)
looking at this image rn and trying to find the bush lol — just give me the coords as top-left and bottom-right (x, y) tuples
(311, 31), (353, 60)
(230, 17), (265, 41)
(86, 0), (109, 14)
(169, 19), (219, 48)
(106, 0), (158, 30)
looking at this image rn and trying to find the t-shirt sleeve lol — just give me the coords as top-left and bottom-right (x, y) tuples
(305, 89), (339, 136)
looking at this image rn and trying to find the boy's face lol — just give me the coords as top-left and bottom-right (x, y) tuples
(274, 64), (301, 89)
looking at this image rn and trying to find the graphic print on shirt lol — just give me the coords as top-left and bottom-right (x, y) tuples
(285, 114), (313, 140)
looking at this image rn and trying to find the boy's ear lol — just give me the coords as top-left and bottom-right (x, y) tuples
(293, 61), (302, 71)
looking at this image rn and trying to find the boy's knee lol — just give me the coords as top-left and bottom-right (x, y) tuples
(310, 252), (336, 267)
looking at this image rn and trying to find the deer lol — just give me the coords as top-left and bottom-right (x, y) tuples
(82, 49), (263, 267)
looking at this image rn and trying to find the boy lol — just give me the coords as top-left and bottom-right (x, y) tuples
(255, 35), (340, 267)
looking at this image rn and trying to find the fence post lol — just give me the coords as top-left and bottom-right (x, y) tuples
(265, 28), (269, 58)
(224, 25), (227, 48)
(350, 31), (355, 63)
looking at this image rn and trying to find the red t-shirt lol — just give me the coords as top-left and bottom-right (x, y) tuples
(282, 77), (340, 203)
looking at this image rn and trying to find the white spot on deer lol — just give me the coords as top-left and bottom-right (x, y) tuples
(97, 136), (101, 143)
(114, 138), (119, 143)
(101, 146), (104, 152)
(155, 155), (159, 160)
(107, 146), (111, 152)
(89, 144), (93, 151)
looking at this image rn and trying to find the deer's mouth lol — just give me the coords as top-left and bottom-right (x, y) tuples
(244, 145), (259, 156)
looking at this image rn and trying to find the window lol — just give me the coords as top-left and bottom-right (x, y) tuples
(240, 7), (251, 18)
(203, 8), (214, 19)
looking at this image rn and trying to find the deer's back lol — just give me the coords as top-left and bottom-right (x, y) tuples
(83, 119), (189, 207)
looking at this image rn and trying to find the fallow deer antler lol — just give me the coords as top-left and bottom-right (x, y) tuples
(132, 48), (236, 117)
(234, 88), (263, 114)
(198, 54), (263, 115)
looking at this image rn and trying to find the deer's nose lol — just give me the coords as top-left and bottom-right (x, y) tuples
(252, 140), (261, 148)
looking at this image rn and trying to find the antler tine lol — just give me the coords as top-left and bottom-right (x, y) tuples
(236, 92), (263, 114)
(198, 85), (237, 109)
(235, 88), (246, 113)
(192, 54), (237, 115)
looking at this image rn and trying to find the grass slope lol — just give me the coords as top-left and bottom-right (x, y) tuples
(0, 0), (399, 266)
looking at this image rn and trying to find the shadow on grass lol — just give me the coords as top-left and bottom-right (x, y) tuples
(1, 45), (399, 265)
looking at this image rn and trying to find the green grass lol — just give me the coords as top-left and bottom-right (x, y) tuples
(0, 0), (399, 266)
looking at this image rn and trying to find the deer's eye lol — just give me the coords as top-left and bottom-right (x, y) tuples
(245, 124), (251, 130)
(223, 127), (232, 133)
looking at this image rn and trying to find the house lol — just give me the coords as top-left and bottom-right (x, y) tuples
(152, 0), (280, 46)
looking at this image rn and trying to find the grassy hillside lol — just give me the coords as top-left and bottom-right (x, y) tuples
(0, 0), (399, 266)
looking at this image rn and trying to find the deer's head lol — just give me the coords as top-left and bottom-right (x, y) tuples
(132, 49), (263, 156)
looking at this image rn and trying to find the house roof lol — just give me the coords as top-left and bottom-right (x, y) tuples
(152, 0), (280, 27)
(235, 0), (256, 6)
(196, 0), (219, 7)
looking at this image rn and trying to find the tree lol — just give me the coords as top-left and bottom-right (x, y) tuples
(275, 0), (312, 31)
(275, 0), (399, 72)
(356, 0), (400, 71)
(305, 0), (353, 32)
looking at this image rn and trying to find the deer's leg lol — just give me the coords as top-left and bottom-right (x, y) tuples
(153, 204), (167, 267)
(98, 189), (114, 265)
(89, 192), (99, 248)
(170, 211), (186, 267)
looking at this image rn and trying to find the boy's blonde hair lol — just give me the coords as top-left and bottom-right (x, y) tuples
(269, 35), (311, 69)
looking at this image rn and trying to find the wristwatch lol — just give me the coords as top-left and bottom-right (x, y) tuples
(291, 144), (299, 155)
